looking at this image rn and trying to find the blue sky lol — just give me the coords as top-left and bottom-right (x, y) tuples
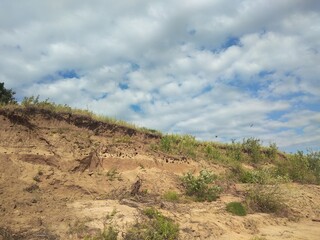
(1, 0), (319, 152)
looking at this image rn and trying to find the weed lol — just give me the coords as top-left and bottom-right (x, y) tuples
(265, 142), (278, 160)
(163, 191), (180, 202)
(106, 168), (122, 181)
(245, 184), (289, 216)
(242, 138), (262, 163)
(84, 226), (118, 240)
(276, 151), (317, 184)
(226, 202), (247, 216)
(234, 165), (290, 184)
(227, 140), (243, 161)
(181, 170), (221, 202)
(204, 144), (221, 161)
(160, 134), (197, 158)
(125, 207), (179, 240)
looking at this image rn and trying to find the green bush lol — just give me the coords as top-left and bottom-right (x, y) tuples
(125, 208), (179, 240)
(265, 142), (278, 160)
(226, 139), (243, 161)
(242, 138), (262, 163)
(0, 82), (16, 105)
(181, 170), (221, 202)
(245, 184), (289, 216)
(234, 166), (290, 184)
(306, 151), (320, 184)
(276, 151), (317, 184)
(204, 144), (221, 161)
(226, 202), (247, 216)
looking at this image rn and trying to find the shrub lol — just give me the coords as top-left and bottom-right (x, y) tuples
(245, 184), (289, 216)
(125, 208), (179, 240)
(306, 151), (320, 184)
(276, 151), (317, 184)
(242, 138), (262, 163)
(265, 142), (278, 160)
(163, 191), (180, 202)
(235, 166), (290, 184)
(226, 202), (247, 216)
(204, 144), (221, 161)
(0, 82), (16, 105)
(226, 139), (243, 161)
(181, 170), (221, 202)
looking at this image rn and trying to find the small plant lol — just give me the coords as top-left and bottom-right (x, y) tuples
(0, 82), (16, 105)
(245, 184), (289, 216)
(160, 134), (197, 158)
(204, 144), (221, 161)
(265, 142), (278, 160)
(84, 226), (118, 240)
(226, 202), (247, 216)
(163, 191), (180, 202)
(276, 151), (316, 184)
(106, 168), (122, 181)
(227, 139), (243, 161)
(242, 138), (262, 163)
(125, 207), (179, 240)
(181, 170), (221, 202)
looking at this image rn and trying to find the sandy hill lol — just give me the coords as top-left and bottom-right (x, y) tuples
(0, 106), (319, 240)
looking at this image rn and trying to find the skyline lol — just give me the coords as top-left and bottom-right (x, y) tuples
(1, 0), (319, 152)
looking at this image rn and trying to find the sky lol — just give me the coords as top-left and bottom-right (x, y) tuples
(0, 0), (319, 153)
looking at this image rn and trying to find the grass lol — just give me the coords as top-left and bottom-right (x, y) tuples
(125, 207), (179, 240)
(163, 191), (180, 202)
(1, 96), (319, 185)
(84, 226), (118, 240)
(181, 170), (221, 202)
(226, 202), (247, 216)
(245, 184), (290, 217)
(106, 168), (122, 181)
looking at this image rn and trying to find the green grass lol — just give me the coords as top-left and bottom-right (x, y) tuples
(163, 191), (180, 202)
(245, 184), (290, 217)
(181, 170), (221, 202)
(2, 96), (319, 185)
(125, 208), (179, 240)
(226, 202), (247, 216)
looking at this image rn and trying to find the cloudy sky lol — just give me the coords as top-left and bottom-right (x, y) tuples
(1, 0), (319, 152)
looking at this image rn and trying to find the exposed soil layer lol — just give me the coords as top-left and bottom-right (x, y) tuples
(0, 108), (319, 239)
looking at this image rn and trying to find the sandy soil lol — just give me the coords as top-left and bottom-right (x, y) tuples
(0, 108), (319, 239)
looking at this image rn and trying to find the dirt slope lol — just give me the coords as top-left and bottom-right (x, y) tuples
(0, 107), (319, 240)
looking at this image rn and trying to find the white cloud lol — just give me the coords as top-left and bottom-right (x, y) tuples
(1, 0), (319, 152)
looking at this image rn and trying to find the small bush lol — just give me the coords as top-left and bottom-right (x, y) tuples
(204, 144), (221, 161)
(265, 142), (278, 160)
(163, 191), (179, 202)
(245, 184), (289, 216)
(181, 170), (221, 202)
(234, 165), (290, 184)
(226, 140), (243, 161)
(125, 208), (179, 240)
(276, 151), (317, 184)
(242, 138), (262, 163)
(226, 202), (247, 216)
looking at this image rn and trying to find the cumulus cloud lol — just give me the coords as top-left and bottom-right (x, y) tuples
(0, 0), (319, 152)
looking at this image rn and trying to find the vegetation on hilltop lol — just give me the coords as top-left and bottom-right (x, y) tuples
(0, 81), (319, 186)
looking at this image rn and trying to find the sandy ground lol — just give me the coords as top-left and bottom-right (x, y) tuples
(0, 108), (319, 239)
